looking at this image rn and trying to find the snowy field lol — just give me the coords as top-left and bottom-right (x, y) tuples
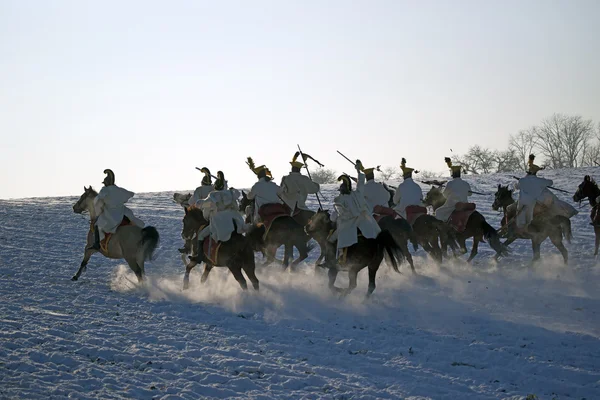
(1, 167), (600, 399)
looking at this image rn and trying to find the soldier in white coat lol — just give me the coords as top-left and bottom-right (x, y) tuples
(362, 165), (392, 212)
(434, 157), (472, 222)
(190, 167), (215, 207)
(515, 154), (577, 232)
(195, 171), (246, 245)
(246, 157), (283, 223)
(88, 169), (145, 251)
(393, 158), (423, 218)
(278, 152), (320, 224)
(322, 161), (381, 268)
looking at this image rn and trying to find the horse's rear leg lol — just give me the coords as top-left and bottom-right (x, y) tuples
(400, 240), (415, 273)
(467, 236), (481, 263)
(366, 265), (378, 297)
(531, 238), (542, 264)
(595, 226), (600, 256)
(241, 258), (259, 291)
(327, 268), (341, 293)
(126, 259), (144, 283)
(261, 245), (277, 267)
(200, 263), (214, 284)
(282, 241), (293, 269)
(72, 249), (94, 281)
(549, 232), (568, 265)
(228, 265), (248, 290)
(183, 260), (199, 290)
(342, 268), (359, 297)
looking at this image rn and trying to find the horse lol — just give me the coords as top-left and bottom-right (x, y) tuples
(173, 192), (208, 262)
(492, 184), (572, 264)
(424, 186), (508, 262)
(238, 191), (314, 270)
(181, 207), (259, 291)
(379, 183), (458, 266)
(305, 209), (405, 297)
(72, 186), (160, 282)
(573, 175), (600, 255)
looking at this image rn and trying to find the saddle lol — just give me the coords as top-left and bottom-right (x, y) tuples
(372, 205), (403, 223)
(203, 237), (221, 265)
(257, 203), (293, 239)
(405, 205), (428, 226)
(99, 216), (133, 253)
(448, 202), (476, 233)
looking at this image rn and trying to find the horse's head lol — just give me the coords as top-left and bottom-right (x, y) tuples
(181, 207), (207, 240)
(492, 184), (514, 211)
(238, 190), (253, 213)
(305, 208), (332, 236)
(73, 186), (97, 214)
(173, 192), (192, 208)
(573, 175), (598, 203)
(423, 186), (444, 208)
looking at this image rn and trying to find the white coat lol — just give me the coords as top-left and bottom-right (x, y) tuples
(94, 185), (144, 240)
(191, 184), (214, 206)
(393, 177), (423, 218)
(516, 175), (577, 227)
(199, 189), (245, 242)
(434, 178), (472, 222)
(248, 178), (283, 221)
(363, 180), (392, 212)
(332, 172), (381, 249)
(278, 172), (320, 211)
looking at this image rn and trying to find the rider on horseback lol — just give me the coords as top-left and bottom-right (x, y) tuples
(190, 167), (215, 207)
(434, 157), (472, 222)
(191, 172), (245, 259)
(278, 152), (320, 225)
(514, 154), (578, 234)
(87, 169), (145, 251)
(362, 164), (392, 213)
(246, 157), (283, 223)
(322, 160), (381, 268)
(393, 158), (423, 218)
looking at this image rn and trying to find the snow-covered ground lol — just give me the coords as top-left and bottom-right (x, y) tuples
(1, 168), (600, 399)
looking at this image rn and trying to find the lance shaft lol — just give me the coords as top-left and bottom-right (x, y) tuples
(511, 175), (569, 194)
(298, 144), (323, 210)
(337, 150), (356, 166)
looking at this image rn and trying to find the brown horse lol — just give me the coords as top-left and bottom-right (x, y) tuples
(181, 207), (259, 291)
(424, 186), (508, 262)
(492, 184), (571, 264)
(72, 186), (159, 282)
(573, 175), (600, 255)
(239, 191), (314, 270)
(305, 209), (405, 297)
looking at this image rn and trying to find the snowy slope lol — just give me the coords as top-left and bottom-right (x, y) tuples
(1, 168), (600, 399)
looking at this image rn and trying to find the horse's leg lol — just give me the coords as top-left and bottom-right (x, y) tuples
(282, 241), (293, 270)
(72, 248), (95, 281)
(228, 264), (248, 290)
(200, 263), (214, 284)
(327, 268), (341, 293)
(549, 231), (568, 265)
(241, 260), (259, 291)
(126, 259), (144, 283)
(467, 235), (481, 263)
(429, 239), (443, 264)
(342, 268), (359, 297)
(399, 239), (415, 273)
(531, 238), (542, 264)
(595, 226), (600, 256)
(183, 260), (199, 290)
(261, 244), (278, 267)
(366, 264), (378, 297)
(458, 236), (468, 254)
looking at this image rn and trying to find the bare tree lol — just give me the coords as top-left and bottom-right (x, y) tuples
(581, 122), (600, 166)
(378, 166), (399, 181)
(534, 113), (594, 168)
(311, 167), (338, 184)
(453, 146), (496, 174)
(419, 170), (443, 179)
(494, 149), (521, 172)
(509, 128), (538, 171)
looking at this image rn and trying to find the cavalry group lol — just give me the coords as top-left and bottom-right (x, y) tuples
(83, 151), (581, 276)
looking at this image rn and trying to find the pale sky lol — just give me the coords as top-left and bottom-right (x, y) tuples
(1, 0), (599, 199)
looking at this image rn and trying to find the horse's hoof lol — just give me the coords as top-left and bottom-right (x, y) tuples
(71, 276), (78, 281)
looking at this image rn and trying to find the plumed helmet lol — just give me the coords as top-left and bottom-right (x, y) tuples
(103, 169), (115, 186)
(337, 174), (352, 193)
(527, 154), (543, 174)
(290, 151), (304, 169)
(214, 171), (225, 190)
(200, 167), (212, 185)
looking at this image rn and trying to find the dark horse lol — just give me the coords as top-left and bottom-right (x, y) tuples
(492, 184), (572, 264)
(382, 183), (458, 264)
(573, 175), (600, 255)
(239, 191), (313, 270)
(181, 208), (258, 291)
(425, 186), (508, 262)
(305, 209), (405, 297)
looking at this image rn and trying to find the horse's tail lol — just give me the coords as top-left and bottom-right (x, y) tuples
(557, 216), (573, 244)
(433, 219), (459, 253)
(140, 226), (160, 262)
(481, 220), (509, 257)
(377, 230), (405, 273)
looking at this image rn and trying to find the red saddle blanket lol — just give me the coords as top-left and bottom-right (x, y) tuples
(258, 203), (292, 229)
(405, 205), (428, 226)
(448, 202), (476, 232)
(373, 205), (402, 223)
(203, 237), (221, 264)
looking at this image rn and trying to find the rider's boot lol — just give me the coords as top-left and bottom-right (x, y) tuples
(318, 242), (340, 269)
